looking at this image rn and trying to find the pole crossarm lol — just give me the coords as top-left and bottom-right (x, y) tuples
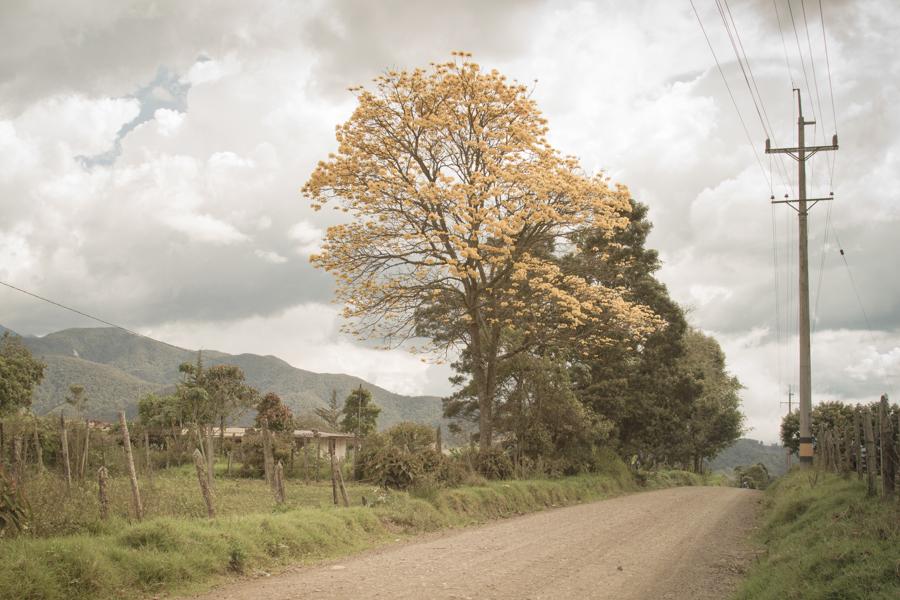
(771, 196), (834, 212)
(765, 135), (839, 161)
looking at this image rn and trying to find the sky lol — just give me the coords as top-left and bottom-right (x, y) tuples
(1, 0), (898, 443)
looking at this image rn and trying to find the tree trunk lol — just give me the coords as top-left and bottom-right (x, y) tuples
(60, 413), (72, 490)
(193, 448), (215, 518)
(119, 411), (143, 520)
(435, 426), (442, 455)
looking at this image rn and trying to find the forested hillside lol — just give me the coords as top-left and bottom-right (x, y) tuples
(708, 438), (788, 477)
(13, 326), (442, 427)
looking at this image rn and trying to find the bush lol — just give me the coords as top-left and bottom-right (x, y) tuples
(474, 447), (514, 480)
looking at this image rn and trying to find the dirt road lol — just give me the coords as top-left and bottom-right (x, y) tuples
(185, 486), (760, 600)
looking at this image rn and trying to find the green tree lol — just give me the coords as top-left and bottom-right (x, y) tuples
(64, 384), (88, 417)
(780, 401), (856, 454)
(0, 332), (45, 416)
(314, 390), (342, 430)
(340, 386), (380, 436)
(254, 392), (294, 432)
(678, 329), (745, 472)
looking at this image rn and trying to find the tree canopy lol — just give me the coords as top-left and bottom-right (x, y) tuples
(0, 332), (45, 416)
(340, 386), (380, 436)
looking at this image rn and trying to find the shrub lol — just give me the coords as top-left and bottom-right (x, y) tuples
(474, 447), (514, 480)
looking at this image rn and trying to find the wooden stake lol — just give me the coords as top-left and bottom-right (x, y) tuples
(205, 426), (215, 489)
(60, 413), (71, 490)
(143, 429), (152, 485)
(12, 436), (23, 483)
(261, 420), (274, 488)
(336, 459), (350, 507)
(862, 408), (878, 498)
(193, 448), (215, 518)
(119, 411), (143, 520)
(98, 466), (110, 520)
(853, 409), (863, 480)
(330, 443), (338, 506)
(79, 422), (91, 480)
(273, 460), (286, 504)
(879, 394), (895, 500)
(33, 421), (43, 474)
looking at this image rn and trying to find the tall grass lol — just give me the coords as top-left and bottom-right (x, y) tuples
(734, 470), (900, 600)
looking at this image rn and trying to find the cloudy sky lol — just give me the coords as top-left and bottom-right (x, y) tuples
(1, 0), (897, 442)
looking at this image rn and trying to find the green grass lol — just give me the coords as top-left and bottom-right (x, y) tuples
(1, 452), (709, 600)
(734, 470), (900, 600)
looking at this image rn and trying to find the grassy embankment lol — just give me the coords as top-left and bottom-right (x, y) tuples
(0, 454), (722, 600)
(735, 469), (900, 600)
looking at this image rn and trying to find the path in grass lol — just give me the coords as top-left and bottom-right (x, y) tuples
(183, 486), (761, 600)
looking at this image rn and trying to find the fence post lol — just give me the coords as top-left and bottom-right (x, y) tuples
(853, 409), (863, 480)
(879, 394), (895, 500)
(862, 408), (878, 498)
(33, 421), (43, 474)
(60, 413), (72, 491)
(119, 411), (144, 520)
(273, 460), (286, 504)
(330, 441), (338, 506)
(193, 448), (215, 518)
(98, 466), (110, 519)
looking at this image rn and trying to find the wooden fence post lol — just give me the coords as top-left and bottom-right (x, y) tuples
(273, 460), (286, 504)
(193, 448), (215, 518)
(143, 430), (153, 485)
(436, 426), (442, 455)
(336, 459), (350, 507)
(330, 442), (338, 506)
(879, 394), (895, 500)
(60, 413), (72, 490)
(79, 422), (91, 480)
(98, 466), (110, 520)
(33, 422), (43, 474)
(262, 420), (274, 488)
(862, 408), (878, 498)
(119, 411), (143, 520)
(853, 409), (863, 480)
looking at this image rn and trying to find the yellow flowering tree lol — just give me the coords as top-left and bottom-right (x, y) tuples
(305, 54), (660, 449)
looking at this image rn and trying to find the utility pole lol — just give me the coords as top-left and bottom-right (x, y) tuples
(766, 89), (838, 467)
(780, 385), (794, 470)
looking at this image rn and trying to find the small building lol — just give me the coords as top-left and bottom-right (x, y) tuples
(204, 426), (358, 460)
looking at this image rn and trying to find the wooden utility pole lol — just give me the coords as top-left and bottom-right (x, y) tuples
(766, 89), (838, 468)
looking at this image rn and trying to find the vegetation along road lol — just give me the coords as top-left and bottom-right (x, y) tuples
(185, 486), (760, 600)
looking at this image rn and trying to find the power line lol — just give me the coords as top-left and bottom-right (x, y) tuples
(827, 229), (876, 336)
(773, 0), (797, 89)
(800, 0), (826, 147)
(787, 0), (815, 121)
(818, 0), (838, 192)
(690, 0), (773, 191)
(717, 0), (794, 192)
(0, 279), (188, 353)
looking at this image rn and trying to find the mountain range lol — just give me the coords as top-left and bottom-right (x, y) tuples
(2, 325), (444, 429)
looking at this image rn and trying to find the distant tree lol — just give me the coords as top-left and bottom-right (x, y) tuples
(340, 386), (380, 436)
(255, 392), (294, 432)
(314, 390), (342, 430)
(138, 393), (183, 432)
(205, 364), (258, 440)
(65, 384), (88, 417)
(0, 332), (45, 416)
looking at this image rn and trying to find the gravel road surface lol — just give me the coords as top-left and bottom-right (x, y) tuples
(183, 486), (761, 600)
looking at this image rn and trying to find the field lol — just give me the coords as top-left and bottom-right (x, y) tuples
(1, 453), (675, 600)
(735, 469), (900, 600)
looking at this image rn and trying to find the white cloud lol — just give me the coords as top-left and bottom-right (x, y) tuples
(254, 249), (288, 264)
(288, 220), (323, 257)
(154, 108), (184, 137)
(164, 213), (248, 244)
